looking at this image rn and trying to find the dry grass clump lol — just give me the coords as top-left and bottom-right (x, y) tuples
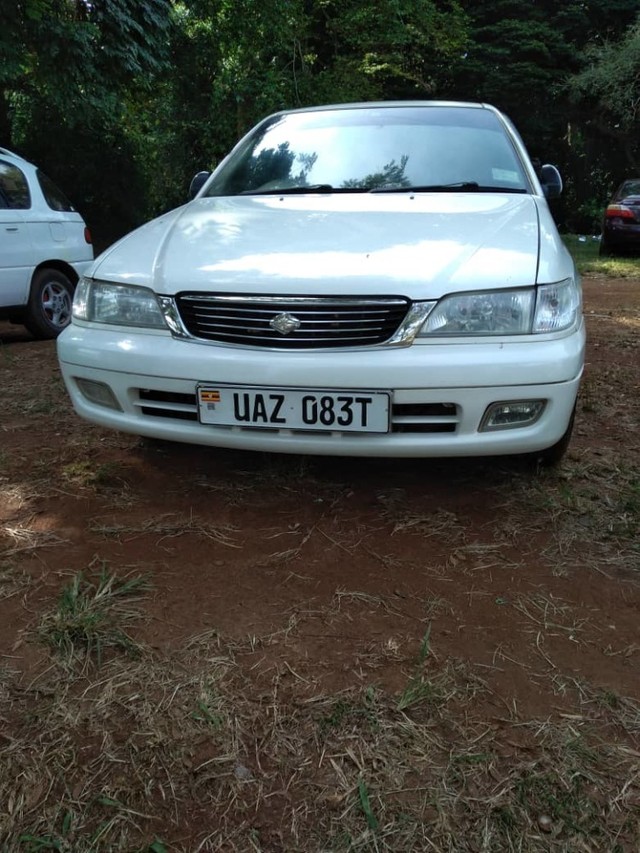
(378, 493), (468, 544)
(0, 521), (67, 558)
(0, 559), (32, 601)
(485, 454), (640, 577)
(2, 613), (639, 852)
(89, 513), (240, 548)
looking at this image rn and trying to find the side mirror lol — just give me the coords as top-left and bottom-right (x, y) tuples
(540, 164), (563, 200)
(189, 171), (211, 200)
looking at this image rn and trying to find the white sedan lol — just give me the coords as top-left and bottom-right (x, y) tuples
(57, 102), (585, 463)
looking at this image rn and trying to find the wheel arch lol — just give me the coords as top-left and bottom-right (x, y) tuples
(31, 259), (80, 287)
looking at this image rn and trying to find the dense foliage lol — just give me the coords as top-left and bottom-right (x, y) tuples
(1, 0), (639, 246)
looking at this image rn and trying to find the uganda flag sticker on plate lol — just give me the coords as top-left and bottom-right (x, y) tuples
(199, 389), (221, 408)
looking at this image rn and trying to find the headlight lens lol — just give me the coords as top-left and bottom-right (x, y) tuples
(417, 278), (580, 337)
(418, 289), (535, 336)
(73, 277), (167, 329)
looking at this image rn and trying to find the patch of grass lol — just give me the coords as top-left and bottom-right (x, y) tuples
(357, 777), (379, 832)
(191, 677), (229, 731)
(38, 562), (150, 668)
(496, 457), (640, 575)
(2, 627), (639, 852)
(563, 233), (640, 277)
(571, 679), (640, 736)
(516, 770), (602, 836)
(319, 688), (379, 738)
(396, 634), (487, 719)
(191, 698), (224, 729)
(397, 627), (436, 712)
(61, 460), (125, 489)
(397, 676), (444, 712)
(0, 559), (32, 600)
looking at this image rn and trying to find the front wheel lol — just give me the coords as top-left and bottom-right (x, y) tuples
(25, 268), (75, 339)
(529, 406), (576, 468)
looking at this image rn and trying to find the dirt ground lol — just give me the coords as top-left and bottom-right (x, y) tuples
(0, 275), (639, 852)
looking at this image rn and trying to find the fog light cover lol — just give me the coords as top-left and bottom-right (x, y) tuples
(75, 378), (122, 411)
(480, 400), (545, 431)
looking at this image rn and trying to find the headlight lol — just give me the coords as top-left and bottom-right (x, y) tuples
(73, 277), (167, 329)
(532, 279), (581, 333)
(417, 279), (580, 337)
(418, 289), (535, 336)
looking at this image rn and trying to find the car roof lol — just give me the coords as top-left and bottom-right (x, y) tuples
(0, 147), (33, 166)
(259, 101), (510, 133)
(281, 100), (492, 116)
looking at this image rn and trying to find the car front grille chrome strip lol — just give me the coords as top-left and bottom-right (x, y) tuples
(165, 293), (432, 349)
(386, 302), (437, 345)
(157, 295), (190, 337)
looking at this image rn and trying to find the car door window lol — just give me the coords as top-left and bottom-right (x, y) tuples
(0, 160), (31, 209)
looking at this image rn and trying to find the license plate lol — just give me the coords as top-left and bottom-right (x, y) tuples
(197, 385), (390, 433)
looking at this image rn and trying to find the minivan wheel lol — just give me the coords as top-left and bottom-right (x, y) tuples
(25, 268), (75, 339)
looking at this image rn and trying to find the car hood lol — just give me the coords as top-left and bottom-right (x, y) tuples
(93, 194), (556, 299)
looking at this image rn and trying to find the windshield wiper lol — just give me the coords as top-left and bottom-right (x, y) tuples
(370, 182), (527, 194)
(240, 182), (526, 196)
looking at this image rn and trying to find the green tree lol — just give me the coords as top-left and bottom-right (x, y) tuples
(126, 0), (309, 216)
(447, 1), (640, 230)
(569, 17), (640, 173)
(132, 0), (469, 217)
(297, 0), (468, 103)
(1, 0), (172, 135)
(1, 0), (173, 247)
(447, 1), (581, 150)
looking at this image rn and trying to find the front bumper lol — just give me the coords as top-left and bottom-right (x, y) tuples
(57, 323), (586, 458)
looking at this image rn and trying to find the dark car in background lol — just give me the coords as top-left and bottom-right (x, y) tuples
(600, 179), (640, 256)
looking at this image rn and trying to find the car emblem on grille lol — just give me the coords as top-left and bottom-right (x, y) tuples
(270, 312), (301, 335)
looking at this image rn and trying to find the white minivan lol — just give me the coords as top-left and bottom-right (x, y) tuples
(0, 147), (94, 338)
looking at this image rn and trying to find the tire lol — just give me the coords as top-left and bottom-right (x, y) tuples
(25, 268), (75, 339)
(529, 406), (576, 468)
(599, 239), (614, 257)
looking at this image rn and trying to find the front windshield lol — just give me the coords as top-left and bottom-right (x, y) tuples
(204, 105), (529, 196)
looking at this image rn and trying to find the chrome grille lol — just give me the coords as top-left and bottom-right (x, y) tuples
(174, 294), (410, 348)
